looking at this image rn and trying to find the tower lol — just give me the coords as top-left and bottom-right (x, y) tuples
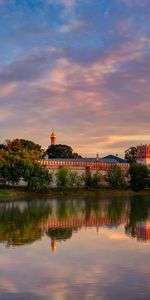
(137, 144), (150, 168)
(50, 131), (56, 146)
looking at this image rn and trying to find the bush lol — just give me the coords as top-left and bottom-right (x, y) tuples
(129, 163), (148, 191)
(91, 171), (102, 188)
(69, 171), (83, 188)
(107, 165), (125, 188)
(23, 162), (53, 192)
(56, 167), (70, 189)
(82, 168), (102, 189)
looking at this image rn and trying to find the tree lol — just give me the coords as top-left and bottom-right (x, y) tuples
(125, 147), (137, 163)
(0, 152), (22, 187)
(56, 167), (70, 189)
(23, 162), (53, 192)
(129, 163), (148, 191)
(3, 139), (43, 159)
(83, 167), (92, 188)
(46, 144), (82, 159)
(69, 170), (83, 188)
(82, 168), (102, 188)
(91, 171), (102, 189)
(0, 138), (52, 191)
(0, 144), (7, 150)
(0, 161), (10, 187)
(107, 165), (125, 188)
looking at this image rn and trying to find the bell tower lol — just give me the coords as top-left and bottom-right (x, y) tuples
(50, 131), (56, 146)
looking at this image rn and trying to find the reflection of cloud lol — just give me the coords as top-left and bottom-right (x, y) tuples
(0, 278), (18, 293)
(0, 225), (150, 300)
(107, 232), (129, 241)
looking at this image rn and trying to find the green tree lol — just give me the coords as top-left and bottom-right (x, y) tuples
(46, 144), (82, 158)
(0, 161), (10, 187)
(129, 163), (148, 191)
(69, 170), (83, 188)
(82, 168), (102, 189)
(23, 162), (53, 192)
(125, 146), (137, 163)
(83, 167), (92, 188)
(2, 139), (43, 160)
(91, 171), (102, 188)
(56, 167), (70, 189)
(107, 165), (125, 188)
(0, 152), (22, 187)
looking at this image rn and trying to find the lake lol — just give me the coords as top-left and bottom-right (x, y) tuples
(0, 193), (150, 300)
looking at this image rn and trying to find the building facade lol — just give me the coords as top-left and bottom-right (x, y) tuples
(40, 132), (130, 177)
(137, 144), (150, 168)
(39, 156), (129, 176)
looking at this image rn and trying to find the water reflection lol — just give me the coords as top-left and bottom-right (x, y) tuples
(0, 194), (150, 248)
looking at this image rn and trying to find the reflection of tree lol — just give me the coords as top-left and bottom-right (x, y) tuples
(0, 201), (52, 246)
(107, 199), (124, 224)
(46, 228), (72, 241)
(56, 199), (83, 220)
(1, 194), (150, 247)
(83, 197), (102, 220)
(125, 195), (150, 240)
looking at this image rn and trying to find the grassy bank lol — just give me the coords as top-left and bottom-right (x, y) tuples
(0, 187), (150, 202)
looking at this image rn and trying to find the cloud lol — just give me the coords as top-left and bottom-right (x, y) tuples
(0, 82), (17, 98)
(0, 35), (150, 155)
(0, 48), (61, 84)
(123, 0), (150, 7)
(46, 0), (76, 15)
(0, 0), (150, 155)
(59, 20), (84, 33)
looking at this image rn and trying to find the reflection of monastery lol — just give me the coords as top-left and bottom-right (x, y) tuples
(0, 199), (150, 251)
(43, 216), (129, 253)
(136, 221), (150, 242)
(40, 132), (130, 175)
(45, 217), (150, 252)
(42, 215), (128, 231)
(41, 199), (130, 252)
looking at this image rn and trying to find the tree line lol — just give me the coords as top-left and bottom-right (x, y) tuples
(0, 139), (149, 192)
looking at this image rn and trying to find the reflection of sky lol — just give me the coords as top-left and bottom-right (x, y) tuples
(0, 1), (150, 156)
(0, 226), (150, 300)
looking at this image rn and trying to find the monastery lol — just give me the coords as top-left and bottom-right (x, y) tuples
(39, 132), (130, 175)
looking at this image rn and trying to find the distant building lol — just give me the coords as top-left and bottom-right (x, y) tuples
(137, 144), (150, 168)
(40, 132), (129, 177)
(39, 156), (129, 176)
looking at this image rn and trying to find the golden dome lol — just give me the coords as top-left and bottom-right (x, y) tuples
(51, 131), (56, 138)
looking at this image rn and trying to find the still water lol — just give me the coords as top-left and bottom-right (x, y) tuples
(0, 193), (150, 300)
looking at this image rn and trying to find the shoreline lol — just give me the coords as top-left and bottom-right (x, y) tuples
(0, 187), (150, 201)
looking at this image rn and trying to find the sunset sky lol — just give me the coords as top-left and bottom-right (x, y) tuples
(0, 0), (150, 157)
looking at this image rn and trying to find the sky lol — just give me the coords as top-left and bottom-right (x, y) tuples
(0, 0), (150, 157)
